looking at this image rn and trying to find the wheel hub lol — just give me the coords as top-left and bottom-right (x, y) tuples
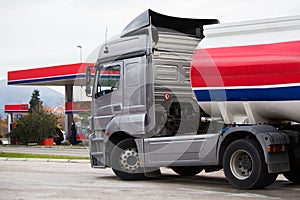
(119, 147), (140, 173)
(127, 155), (138, 165)
(230, 150), (253, 180)
(241, 158), (252, 170)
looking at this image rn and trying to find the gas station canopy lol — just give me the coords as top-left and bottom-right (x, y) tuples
(5, 104), (29, 113)
(7, 63), (93, 86)
(7, 63), (94, 141)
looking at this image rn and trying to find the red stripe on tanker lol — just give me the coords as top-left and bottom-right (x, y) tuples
(191, 40), (300, 88)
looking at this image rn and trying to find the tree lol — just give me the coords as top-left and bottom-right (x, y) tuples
(0, 115), (8, 138)
(29, 89), (43, 114)
(11, 90), (57, 144)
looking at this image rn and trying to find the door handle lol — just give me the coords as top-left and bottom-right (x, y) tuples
(113, 105), (121, 112)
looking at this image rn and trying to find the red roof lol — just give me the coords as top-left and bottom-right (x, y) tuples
(7, 63), (94, 86)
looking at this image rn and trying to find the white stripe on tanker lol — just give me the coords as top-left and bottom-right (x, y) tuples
(199, 15), (300, 49)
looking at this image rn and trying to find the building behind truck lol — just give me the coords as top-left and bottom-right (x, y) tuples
(85, 10), (300, 189)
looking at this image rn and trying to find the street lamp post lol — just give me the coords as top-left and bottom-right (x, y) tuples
(77, 45), (82, 63)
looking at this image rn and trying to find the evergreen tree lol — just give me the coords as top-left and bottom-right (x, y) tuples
(29, 89), (43, 114)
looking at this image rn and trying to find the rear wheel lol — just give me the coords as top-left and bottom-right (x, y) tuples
(223, 139), (277, 189)
(171, 166), (203, 176)
(110, 138), (145, 180)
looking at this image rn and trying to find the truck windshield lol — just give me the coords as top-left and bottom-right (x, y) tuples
(96, 65), (120, 97)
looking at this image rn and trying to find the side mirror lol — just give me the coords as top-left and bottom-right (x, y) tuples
(85, 66), (92, 97)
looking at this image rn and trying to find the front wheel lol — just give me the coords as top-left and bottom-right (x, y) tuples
(110, 138), (145, 180)
(223, 139), (277, 189)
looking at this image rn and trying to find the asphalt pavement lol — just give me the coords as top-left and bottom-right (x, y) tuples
(1, 160), (299, 200)
(1, 145), (300, 199)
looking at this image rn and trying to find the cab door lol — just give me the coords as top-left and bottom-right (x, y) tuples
(118, 56), (148, 136)
(92, 61), (123, 132)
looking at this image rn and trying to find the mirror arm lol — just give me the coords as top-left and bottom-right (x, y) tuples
(85, 66), (92, 97)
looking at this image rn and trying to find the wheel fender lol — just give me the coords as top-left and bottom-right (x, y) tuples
(105, 116), (121, 137)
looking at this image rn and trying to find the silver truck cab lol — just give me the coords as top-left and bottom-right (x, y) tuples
(87, 9), (219, 169)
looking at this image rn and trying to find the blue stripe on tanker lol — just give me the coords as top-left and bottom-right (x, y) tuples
(193, 85), (300, 101)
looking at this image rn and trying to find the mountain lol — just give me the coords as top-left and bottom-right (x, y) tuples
(0, 79), (64, 117)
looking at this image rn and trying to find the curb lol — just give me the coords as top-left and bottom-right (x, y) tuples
(0, 157), (89, 164)
(1, 145), (88, 149)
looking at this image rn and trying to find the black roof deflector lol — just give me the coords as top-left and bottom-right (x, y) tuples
(122, 9), (219, 37)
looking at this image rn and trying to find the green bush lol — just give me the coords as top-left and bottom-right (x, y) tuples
(11, 111), (57, 144)
(11, 89), (57, 144)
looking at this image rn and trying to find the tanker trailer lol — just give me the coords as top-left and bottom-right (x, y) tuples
(191, 15), (300, 188)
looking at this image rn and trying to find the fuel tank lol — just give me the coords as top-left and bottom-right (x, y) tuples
(190, 15), (300, 124)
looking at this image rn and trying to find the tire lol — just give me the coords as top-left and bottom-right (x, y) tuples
(110, 138), (145, 180)
(171, 166), (203, 176)
(223, 139), (277, 189)
(283, 170), (300, 184)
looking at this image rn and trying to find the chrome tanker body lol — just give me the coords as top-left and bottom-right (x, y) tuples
(86, 10), (300, 189)
(191, 16), (300, 125)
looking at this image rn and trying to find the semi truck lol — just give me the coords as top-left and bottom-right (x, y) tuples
(85, 9), (300, 189)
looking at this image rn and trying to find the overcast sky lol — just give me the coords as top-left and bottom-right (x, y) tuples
(1, 0), (300, 92)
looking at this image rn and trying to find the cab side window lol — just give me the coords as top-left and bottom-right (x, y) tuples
(96, 65), (120, 97)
